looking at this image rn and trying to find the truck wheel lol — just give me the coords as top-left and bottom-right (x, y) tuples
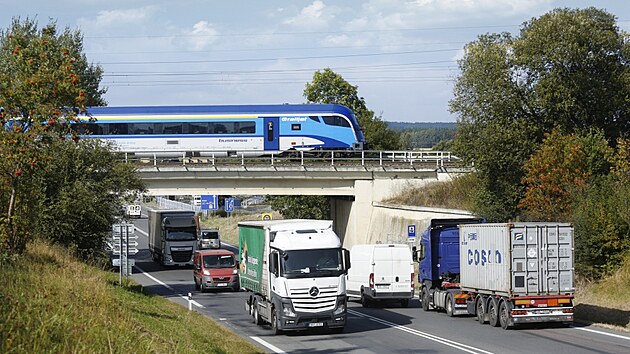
(446, 294), (454, 317)
(271, 308), (282, 335)
(499, 302), (511, 330)
(421, 288), (430, 311)
(252, 300), (263, 325)
(488, 298), (500, 327)
(361, 290), (371, 308)
(401, 299), (409, 308)
(476, 298), (486, 324)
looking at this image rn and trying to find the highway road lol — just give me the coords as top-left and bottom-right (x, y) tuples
(128, 215), (630, 354)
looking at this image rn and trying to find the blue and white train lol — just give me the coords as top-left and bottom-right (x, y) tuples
(78, 104), (366, 156)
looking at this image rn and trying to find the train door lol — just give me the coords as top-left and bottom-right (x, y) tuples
(263, 117), (279, 151)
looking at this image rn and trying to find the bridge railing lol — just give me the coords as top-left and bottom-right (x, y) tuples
(119, 150), (465, 169)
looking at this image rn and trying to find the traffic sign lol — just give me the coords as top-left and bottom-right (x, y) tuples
(201, 195), (218, 210)
(112, 240), (139, 248)
(112, 223), (135, 235)
(126, 204), (141, 218)
(112, 248), (139, 256)
(408, 225), (416, 237)
(112, 234), (138, 242)
(225, 198), (234, 212)
(262, 213), (272, 221)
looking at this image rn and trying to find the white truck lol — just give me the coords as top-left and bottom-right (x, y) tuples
(346, 244), (414, 308)
(148, 210), (197, 266)
(238, 219), (351, 334)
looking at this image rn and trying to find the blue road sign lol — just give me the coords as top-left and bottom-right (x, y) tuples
(408, 225), (416, 238)
(225, 198), (234, 212)
(201, 195), (218, 210)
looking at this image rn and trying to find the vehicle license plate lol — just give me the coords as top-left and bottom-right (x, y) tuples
(377, 285), (389, 289)
(309, 322), (324, 327)
(217, 283), (228, 287)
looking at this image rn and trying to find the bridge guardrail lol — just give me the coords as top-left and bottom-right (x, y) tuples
(119, 150), (468, 170)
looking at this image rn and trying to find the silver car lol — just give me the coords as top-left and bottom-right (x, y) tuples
(198, 229), (221, 249)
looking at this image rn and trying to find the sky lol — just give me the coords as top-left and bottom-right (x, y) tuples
(1, 1), (629, 123)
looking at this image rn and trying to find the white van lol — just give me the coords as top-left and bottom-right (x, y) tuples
(346, 244), (414, 307)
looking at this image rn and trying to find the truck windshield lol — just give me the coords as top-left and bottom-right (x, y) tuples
(281, 248), (343, 278)
(200, 231), (219, 239)
(203, 254), (235, 268)
(165, 227), (197, 241)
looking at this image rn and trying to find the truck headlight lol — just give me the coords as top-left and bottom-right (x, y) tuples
(282, 302), (296, 317)
(333, 296), (346, 315)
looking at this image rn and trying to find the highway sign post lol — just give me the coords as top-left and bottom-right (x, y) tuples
(111, 222), (138, 284)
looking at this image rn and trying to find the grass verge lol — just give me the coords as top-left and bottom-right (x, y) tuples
(0, 240), (263, 354)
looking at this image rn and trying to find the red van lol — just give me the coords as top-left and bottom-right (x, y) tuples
(193, 249), (239, 292)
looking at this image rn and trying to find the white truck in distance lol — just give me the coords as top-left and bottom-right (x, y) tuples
(239, 219), (351, 334)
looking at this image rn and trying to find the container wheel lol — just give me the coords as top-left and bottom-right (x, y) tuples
(421, 287), (430, 311)
(476, 297), (486, 324)
(499, 302), (511, 330)
(488, 298), (500, 327)
(445, 294), (454, 317)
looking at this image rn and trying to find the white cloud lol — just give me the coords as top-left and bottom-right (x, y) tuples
(283, 1), (334, 29)
(91, 7), (156, 27)
(186, 21), (219, 51)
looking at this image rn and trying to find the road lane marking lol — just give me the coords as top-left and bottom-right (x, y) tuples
(134, 264), (203, 308)
(574, 327), (630, 340)
(348, 309), (494, 354)
(250, 336), (286, 354)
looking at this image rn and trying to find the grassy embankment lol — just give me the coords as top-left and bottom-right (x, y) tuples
(0, 240), (263, 354)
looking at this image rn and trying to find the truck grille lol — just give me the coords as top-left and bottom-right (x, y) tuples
(289, 286), (337, 312)
(171, 250), (192, 263)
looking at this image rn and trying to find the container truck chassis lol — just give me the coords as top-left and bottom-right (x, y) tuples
(421, 283), (574, 329)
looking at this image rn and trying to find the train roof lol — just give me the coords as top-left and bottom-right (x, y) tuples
(85, 104), (356, 118)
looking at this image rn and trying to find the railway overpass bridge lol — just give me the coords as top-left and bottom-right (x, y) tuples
(131, 150), (477, 246)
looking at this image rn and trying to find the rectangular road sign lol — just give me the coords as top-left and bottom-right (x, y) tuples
(112, 240), (139, 248)
(201, 195), (218, 211)
(112, 248), (139, 256)
(112, 223), (135, 235)
(225, 197), (234, 212)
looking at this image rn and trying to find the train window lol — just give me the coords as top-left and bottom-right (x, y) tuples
(108, 123), (128, 135)
(188, 122), (208, 134)
(322, 116), (351, 128)
(131, 123), (153, 135)
(309, 116), (320, 122)
(292, 124), (301, 131)
(212, 123), (227, 134)
(238, 121), (256, 134)
(72, 122), (103, 135)
(163, 123), (182, 134)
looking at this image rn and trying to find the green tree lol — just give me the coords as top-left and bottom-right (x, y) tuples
(304, 68), (401, 150)
(266, 195), (330, 219)
(519, 129), (613, 221)
(449, 8), (630, 221)
(36, 138), (145, 260)
(0, 18), (107, 254)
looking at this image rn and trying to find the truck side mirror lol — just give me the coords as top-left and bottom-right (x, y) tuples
(343, 248), (351, 272)
(412, 246), (418, 262)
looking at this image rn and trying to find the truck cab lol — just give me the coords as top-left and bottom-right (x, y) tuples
(197, 228), (221, 250)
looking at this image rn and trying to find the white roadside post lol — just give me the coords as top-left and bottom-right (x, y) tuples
(188, 292), (193, 311)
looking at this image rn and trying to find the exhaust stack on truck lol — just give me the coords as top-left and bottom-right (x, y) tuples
(239, 219), (350, 335)
(418, 221), (574, 329)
